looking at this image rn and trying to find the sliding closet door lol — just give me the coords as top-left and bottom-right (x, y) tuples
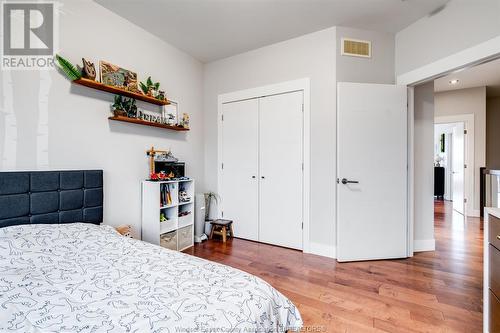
(259, 91), (303, 250)
(221, 99), (259, 241)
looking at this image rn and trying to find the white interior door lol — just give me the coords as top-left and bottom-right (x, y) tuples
(259, 91), (303, 250)
(337, 82), (407, 262)
(452, 123), (465, 215)
(221, 99), (259, 241)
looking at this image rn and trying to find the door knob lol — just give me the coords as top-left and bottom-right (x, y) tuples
(340, 178), (359, 185)
(251, 176), (256, 179)
(261, 176), (265, 179)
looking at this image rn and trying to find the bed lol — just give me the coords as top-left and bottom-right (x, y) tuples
(0, 170), (302, 332)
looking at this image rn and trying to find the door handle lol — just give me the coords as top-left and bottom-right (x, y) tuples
(251, 176), (256, 179)
(261, 176), (265, 179)
(340, 178), (359, 185)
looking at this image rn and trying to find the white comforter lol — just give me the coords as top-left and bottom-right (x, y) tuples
(0, 223), (302, 333)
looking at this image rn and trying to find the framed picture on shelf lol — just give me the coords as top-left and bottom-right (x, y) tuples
(163, 100), (178, 126)
(99, 60), (140, 93)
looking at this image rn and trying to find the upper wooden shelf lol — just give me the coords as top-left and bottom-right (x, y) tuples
(73, 78), (170, 106)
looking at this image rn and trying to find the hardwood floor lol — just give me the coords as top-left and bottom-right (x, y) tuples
(184, 200), (483, 332)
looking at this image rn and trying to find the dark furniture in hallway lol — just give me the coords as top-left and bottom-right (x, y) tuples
(434, 166), (445, 199)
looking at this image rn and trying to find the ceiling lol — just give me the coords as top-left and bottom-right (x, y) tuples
(95, 0), (448, 63)
(434, 58), (500, 97)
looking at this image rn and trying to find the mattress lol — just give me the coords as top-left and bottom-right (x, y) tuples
(0, 223), (302, 332)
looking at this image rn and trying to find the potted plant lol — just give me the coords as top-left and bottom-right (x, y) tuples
(55, 54), (82, 81)
(112, 95), (137, 118)
(123, 97), (137, 118)
(112, 95), (127, 117)
(139, 76), (161, 98)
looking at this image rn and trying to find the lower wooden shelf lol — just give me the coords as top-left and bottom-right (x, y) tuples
(108, 116), (189, 131)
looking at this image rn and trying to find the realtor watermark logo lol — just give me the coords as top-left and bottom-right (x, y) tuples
(1, 1), (57, 69)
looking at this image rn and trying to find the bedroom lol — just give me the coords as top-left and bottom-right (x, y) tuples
(1, 0), (500, 332)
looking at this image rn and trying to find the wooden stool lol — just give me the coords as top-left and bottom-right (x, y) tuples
(209, 219), (234, 243)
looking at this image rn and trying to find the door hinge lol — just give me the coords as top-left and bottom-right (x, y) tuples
(301, 222), (303, 229)
(221, 163), (224, 170)
(301, 104), (304, 112)
(464, 129), (467, 135)
(464, 198), (467, 203)
(222, 211), (224, 218)
(221, 114), (224, 122)
(464, 164), (467, 168)
(301, 162), (304, 171)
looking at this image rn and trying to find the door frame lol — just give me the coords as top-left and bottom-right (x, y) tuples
(217, 78), (311, 252)
(398, 36), (500, 257)
(434, 115), (475, 217)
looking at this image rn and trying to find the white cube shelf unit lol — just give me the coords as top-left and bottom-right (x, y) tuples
(141, 179), (195, 251)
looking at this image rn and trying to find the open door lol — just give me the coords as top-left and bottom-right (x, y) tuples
(337, 82), (408, 262)
(452, 123), (465, 215)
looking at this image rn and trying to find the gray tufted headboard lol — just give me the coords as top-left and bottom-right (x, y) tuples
(0, 170), (103, 228)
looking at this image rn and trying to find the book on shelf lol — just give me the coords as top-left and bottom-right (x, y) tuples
(160, 183), (174, 207)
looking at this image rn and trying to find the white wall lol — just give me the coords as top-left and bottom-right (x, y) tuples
(414, 81), (435, 250)
(0, 0), (205, 237)
(435, 87), (486, 215)
(203, 27), (337, 254)
(395, 0), (500, 76)
(203, 27), (396, 256)
(336, 26), (395, 84)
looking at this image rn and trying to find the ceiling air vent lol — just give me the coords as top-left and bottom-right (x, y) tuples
(341, 38), (371, 58)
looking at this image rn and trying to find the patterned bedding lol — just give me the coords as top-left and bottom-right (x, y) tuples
(0, 223), (302, 332)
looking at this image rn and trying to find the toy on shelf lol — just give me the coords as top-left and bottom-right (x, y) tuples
(179, 190), (191, 203)
(150, 171), (175, 181)
(146, 146), (179, 175)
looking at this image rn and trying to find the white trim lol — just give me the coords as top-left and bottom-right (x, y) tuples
(398, 40), (499, 259)
(435, 114), (475, 217)
(217, 78), (311, 253)
(413, 239), (436, 252)
(309, 242), (336, 259)
(397, 35), (500, 86)
(407, 87), (415, 257)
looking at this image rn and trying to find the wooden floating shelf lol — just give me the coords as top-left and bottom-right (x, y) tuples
(73, 78), (170, 106)
(108, 116), (189, 131)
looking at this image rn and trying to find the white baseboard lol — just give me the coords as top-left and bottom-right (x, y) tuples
(414, 239), (435, 252)
(307, 242), (336, 258)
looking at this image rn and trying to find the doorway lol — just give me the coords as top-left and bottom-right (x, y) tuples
(434, 119), (471, 217)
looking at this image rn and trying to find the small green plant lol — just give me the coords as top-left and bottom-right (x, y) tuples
(139, 76), (160, 95)
(112, 95), (137, 117)
(55, 54), (82, 81)
(204, 192), (220, 221)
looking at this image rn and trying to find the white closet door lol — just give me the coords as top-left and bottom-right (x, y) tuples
(259, 91), (303, 250)
(221, 99), (259, 241)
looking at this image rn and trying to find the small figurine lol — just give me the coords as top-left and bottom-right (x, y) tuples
(160, 213), (167, 222)
(179, 190), (190, 203)
(181, 113), (190, 129)
(81, 58), (96, 80)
